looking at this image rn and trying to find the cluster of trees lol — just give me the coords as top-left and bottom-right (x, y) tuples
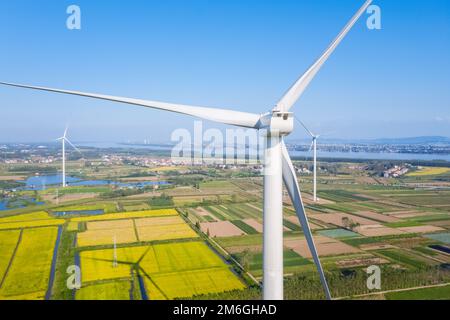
(190, 266), (449, 300)
(148, 193), (174, 207)
(8, 165), (56, 174)
(0, 180), (24, 190)
(168, 176), (204, 187)
(122, 171), (157, 178)
(101, 185), (162, 198)
(342, 217), (360, 231)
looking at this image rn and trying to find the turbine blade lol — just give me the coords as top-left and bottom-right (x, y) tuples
(63, 126), (68, 138)
(0, 82), (262, 129)
(276, 0), (372, 111)
(64, 138), (82, 154)
(309, 141), (314, 152)
(281, 140), (332, 300)
(297, 119), (315, 138)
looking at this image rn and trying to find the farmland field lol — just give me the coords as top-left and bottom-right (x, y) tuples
(233, 249), (311, 277)
(0, 211), (64, 230)
(76, 281), (133, 300)
(0, 230), (21, 283)
(146, 268), (245, 299)
(138, 223), (197, 242)
(0, 227), (58, 299)
(407, 167), (450, 176)
(385, 284), (450, 300)
(79, 241), (244, 299)
(71, 209), (178, 222)
(52, 203), (117, 213)
(77, 226), (137, 247)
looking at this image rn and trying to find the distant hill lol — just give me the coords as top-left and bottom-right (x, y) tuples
(364, 136), (450, 145)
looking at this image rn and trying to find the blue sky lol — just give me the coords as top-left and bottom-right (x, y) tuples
(0, 0), (449, 143)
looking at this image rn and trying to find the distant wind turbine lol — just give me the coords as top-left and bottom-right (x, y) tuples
(0, 0), (372, 300)
(57, 127), (81, 188)
(299, 120), (320, 202)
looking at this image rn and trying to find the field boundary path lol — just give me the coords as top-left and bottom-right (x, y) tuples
(207, 236), (260, 286)
(334, 282), (450, 300)
(132, 219), (140, 242)
(0, 229), (23, 289)
(46, 225), (63, 300)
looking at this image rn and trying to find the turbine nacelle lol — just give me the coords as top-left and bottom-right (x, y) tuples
(258, 111), (294, 136)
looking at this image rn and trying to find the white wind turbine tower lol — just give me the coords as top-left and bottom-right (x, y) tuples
(0, 0), (372, 300)
(57, 127), (81, 188)
(299, 121), (320, 202)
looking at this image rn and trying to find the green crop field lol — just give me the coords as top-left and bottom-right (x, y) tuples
(230, 220), (258, 234)
(52, 203), (117, 213)
(233, 249), (311, 276)
(283, 219), (302, 232)
(376, 249), (432, 269)
(385, 284), (450, 300)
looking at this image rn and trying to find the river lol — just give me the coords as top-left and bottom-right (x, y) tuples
(79, 142), (450, 162)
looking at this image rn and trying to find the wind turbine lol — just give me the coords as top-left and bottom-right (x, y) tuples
(57, 127), (81, 188)
(299, 121), (320, 202)
(0, 0), (372, 300)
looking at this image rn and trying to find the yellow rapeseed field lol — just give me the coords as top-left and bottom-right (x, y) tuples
(134, 216), (185, 227)
(79, 241), (245, 299)
(80, 246), (147, 282)
(139, 242), (225, 274)
(0, 291), (45, 300)
(147, 268), (246, 299)
(87, 219), (134, 231)
(0, 227), (58, 299)
(0, 211), (64, 230)
(71, 209), (177, 223)
(66, 221), (79, 232)
(0, 219), (64, 230)
(76, 281), (132, 300)
(0, 230), (21, 282)
(77, 227), (137, 247)
(136, 216), (198, 242)
(0, 211), (51, 223)
(137, 224), (198, 242)
(407, 167), (450, 176)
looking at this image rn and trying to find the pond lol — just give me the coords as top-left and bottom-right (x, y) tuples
(23, 175), (80, 190)
(317, 228), (360, 239)
(429, 245), (450, 255)
(424, 232), (450, 245)
(22, 175), (170, 191)
(0, 197), (45, 211)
